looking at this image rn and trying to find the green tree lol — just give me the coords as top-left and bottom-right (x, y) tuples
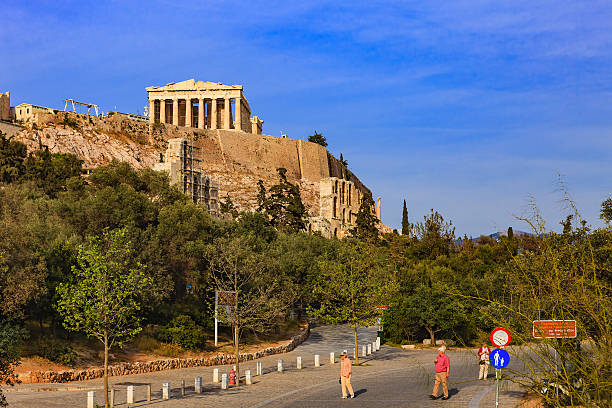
(601, 197), (612, 225)
(350, 192), (379, 241)
(339, 153), (348, 168)
(56, 228), (153, 408)
(0, 323), (25, 407)
(24, 148), (82, 197)
(401, 200), (410, 236)
(259, 168), (308, 232)
(220, 193), (238, 218)
(0, 132), (27, 183)
(307, 131), (328, 147)
(308, 241), (397, 364)
(207, 235), (295, 383)
(399, 284), (466, 345)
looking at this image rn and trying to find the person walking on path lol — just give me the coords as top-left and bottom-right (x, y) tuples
(430, 347), (450, 400)
(339, 351), (355, 399)
(478, 343), (491, 380)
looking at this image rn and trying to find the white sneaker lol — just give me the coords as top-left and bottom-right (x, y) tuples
(350, 395), (355, 399)
(342, 396), (347, 399)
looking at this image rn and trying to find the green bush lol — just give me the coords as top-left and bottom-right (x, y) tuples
(38, 339), (77, 367)
(156, 315), (205, 350)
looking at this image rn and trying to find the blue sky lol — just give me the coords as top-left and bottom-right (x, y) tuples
(2, 0), (611, 236)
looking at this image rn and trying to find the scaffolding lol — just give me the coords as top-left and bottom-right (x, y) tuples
(177, 139), (219, 215)
(64, 99), (102, 116)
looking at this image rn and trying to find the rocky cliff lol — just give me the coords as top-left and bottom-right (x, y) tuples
(11, 112), (377, 222)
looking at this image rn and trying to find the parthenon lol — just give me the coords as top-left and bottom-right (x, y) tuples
(146, 79), (263, 134)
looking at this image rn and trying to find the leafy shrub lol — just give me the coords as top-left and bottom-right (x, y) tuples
(38, 339), (77, 367)
(156, 315), (205, 350)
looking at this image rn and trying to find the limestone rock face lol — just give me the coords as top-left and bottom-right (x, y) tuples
(11, 112), (390, 234)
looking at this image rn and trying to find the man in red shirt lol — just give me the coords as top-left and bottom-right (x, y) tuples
(339, 351), (355, 399)
(430, 347), (450, 400)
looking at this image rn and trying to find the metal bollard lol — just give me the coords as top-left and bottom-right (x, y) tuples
(110, 388), (115, 407)
(245, 370), (252, 385)
(277, 359), (284, 372)
(87, 391), (96, 408)
(181, 379), (185, 396)
(362, 345), (367, 357)
(314, 354), (320, 367)
(195, 376), (202, 394)
(213, 368), (219, 383)
(256, 361), (263, 376)
(330, 352), (335, 364)
(297, 356), (302, 369)
(127, 385), (135, 404)
(221, 373), (228, 390)
(146, 384), (151, 401)
(367, 344), (372, 355)
(162, 382), (170, 400)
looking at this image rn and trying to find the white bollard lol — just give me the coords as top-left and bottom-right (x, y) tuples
(297, 356), (302, 369)
(278, 359), (284, 372)
(372, 341), (377, 352)
(330, 352), (335, 364)
(362, 345), (367, 357)
(245, 370), (252, 385)
(257, 361), (263, 376)
(314, 354), (320, 367)
(367, 344), (372, 355)
(127, 385), (135, 404)
(213, 368), (219, 383)
(87, 391), (96, 408)
(110, 388), (115, 407)
(377, 337), (381, 350)
(195, 376), (202, 394)
(221, 374), (228, 389)
(162, 382), (170, 400)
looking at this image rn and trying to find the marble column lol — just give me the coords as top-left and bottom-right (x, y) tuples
(149, 99), (155, 124)
(235, 97), (242, 131)
(172, 98), (178, 125)
(160, 99), (166, 124)
(211, 98), (217, 129)
(198, 98), (205, 129)
(185, 98), (192, 127)
(224, 98), (231, 129)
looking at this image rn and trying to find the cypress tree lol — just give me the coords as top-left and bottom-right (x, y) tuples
(401, 200), (410, 236)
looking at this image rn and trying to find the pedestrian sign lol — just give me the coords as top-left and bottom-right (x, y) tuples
(489, 348), (510, 369)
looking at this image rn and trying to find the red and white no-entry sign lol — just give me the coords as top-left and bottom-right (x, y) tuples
(490, 327), (511, 348)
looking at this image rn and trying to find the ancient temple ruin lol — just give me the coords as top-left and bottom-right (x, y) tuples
(146, 79), (263, 134)
(154, 138), (220, 216)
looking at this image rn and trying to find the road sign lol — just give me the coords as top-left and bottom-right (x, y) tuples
(490, 348), (510, 369)
(533, 320), (577, 338)
(490, 327), (511, 348)
(374, 305), (388, 311)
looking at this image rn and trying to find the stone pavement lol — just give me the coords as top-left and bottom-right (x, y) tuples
(5, 326), (525, 407)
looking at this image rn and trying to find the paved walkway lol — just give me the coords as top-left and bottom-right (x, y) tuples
(5, 325), (525, 407)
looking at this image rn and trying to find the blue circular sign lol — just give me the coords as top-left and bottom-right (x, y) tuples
(489, 348), (510, 369)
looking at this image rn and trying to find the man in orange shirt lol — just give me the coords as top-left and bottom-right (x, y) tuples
(339, 351), (355, 399)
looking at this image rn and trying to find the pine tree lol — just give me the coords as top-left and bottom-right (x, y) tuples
(339, 153), (348, 168)
(308, 131), (328, 147)
(350, 192), (379, 241)
(220, 193), (238, 218)
(259, 168), (308, 232)
(401, 200), (410, 236)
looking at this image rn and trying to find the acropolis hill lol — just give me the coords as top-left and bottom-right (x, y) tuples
(2, 79), (391, 238)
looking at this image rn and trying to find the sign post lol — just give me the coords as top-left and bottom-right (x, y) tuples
(490, 328), (511, 408)
(215, 291), (237, 347)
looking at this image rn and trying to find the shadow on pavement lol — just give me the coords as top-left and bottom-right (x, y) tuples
(354, 388), (367, 397)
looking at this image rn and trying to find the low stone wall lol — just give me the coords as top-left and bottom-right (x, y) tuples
(25, 325), (309, 384)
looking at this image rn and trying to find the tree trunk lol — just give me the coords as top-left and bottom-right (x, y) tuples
(104, 331), (109, 408)
(426, 327), (435, 346)
(353, 323), (359, 365)
(234, 325), (240, 385)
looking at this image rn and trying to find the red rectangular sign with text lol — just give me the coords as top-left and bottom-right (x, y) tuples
(533, 320), (577, 338)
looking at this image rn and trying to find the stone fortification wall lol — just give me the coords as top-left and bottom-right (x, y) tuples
(11, 112), (373, 220)
(24, 325), (309, 384)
